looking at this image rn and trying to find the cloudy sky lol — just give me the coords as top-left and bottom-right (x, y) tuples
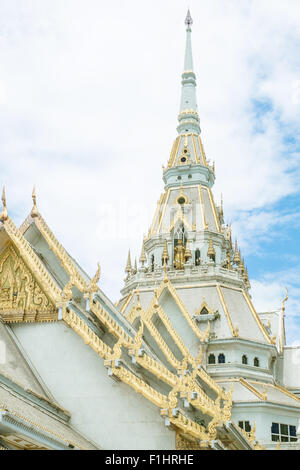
(0, 0), (299, 344)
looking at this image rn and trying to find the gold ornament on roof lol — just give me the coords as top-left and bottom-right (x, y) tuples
(125, 250), (132, 274)
(185, 239), (192, 261)
(89, 263), (101, 293)
(195, 298), (214, 316)
(0, 186), (8, 222)
(0, 243), (57, 323)
(161, 239), (169, 263)
(207, 234), (216, 261)
(174, 239), (186, 270)
(233, 240), (240, 265)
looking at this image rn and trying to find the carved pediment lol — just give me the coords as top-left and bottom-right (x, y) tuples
(0, 243), (57, 323)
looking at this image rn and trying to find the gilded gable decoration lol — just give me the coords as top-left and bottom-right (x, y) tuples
(0, 243), (57, 323)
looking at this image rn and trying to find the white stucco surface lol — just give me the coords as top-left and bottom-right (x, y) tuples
(11, 321), (175, 450)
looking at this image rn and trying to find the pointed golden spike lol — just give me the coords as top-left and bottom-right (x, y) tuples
(133, 258), (137, 275)
(90, 262), (101, 293)
(161, 239), (169, 263)
(185, 239), (192, 260)
(0, 186), (8, 222)
(233, 239), (240, 265)
(207, 234), (216, 260)
(31, 185), (39, 218)
(125, 250), (132, 274)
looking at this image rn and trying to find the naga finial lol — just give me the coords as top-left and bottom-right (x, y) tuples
(0, 186), (8, 222)
(282, 287), (288, 312)
(31, 185), (38, 218)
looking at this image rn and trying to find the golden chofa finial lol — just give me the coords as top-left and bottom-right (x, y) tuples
(31, 185), (38, 218)
(90, 262), (101, 293)
(139, 237), (147, 266)
(0, 186), (8, 222)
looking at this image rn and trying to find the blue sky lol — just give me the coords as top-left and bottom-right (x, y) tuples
(0, 0), (299, 344)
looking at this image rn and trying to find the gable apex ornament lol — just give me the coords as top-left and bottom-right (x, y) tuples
(0, 186), (8, 222)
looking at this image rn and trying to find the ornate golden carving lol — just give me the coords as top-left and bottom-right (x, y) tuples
(0, 244), (57, 322)
(174, 239), (186, 270)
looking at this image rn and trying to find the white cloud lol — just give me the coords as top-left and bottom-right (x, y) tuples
(0, 0), (299, 343)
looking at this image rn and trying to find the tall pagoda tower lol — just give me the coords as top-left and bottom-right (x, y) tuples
(118, 11), (300, 447)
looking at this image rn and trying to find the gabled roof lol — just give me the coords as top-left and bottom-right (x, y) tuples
(0, 215), (62, 324)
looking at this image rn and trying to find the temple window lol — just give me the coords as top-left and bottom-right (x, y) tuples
(151, 255), (155, 272)
(242, 355), (248, 365)
(271, 423), (297, 442)
(208, 354), (215, 364)
(254, 357), (260, 367)
(195, 248), (200, 266)
(238, 421), (251, 433)
(218, 353), (225, 364)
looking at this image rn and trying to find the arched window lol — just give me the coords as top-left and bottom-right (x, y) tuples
(218, 353), (225, 364)
(195, 249), (201, 266)
(151, 255), (155, 272)
(242, 355), (248, 365)
(174, 224), (186, 244)
(254, 357), (260, 367)
(208, 354), (215, 364)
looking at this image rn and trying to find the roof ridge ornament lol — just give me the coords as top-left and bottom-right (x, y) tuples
(31, 185), (39, 218)
(177, 10), (201, 135)
(185, 9), (193, 30)
(0, 186), (8, 222)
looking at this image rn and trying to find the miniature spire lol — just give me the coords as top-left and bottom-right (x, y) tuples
(278, 288), (288, 354)
(207, 234), (216, 261)
(136, 285), (142, 311)
(90, 263), (101, 293)
(177, 10), (201, 135)
(185, 239), (192, 261)
(162, 239), (169, 264)
(125, 250), (132, 275)
(132, 258), (137, 275)
(139, 238), (147, 266)
(0, 186), (8, 222)
(31, 185), (38, 218)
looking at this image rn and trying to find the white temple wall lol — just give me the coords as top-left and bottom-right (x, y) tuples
(11, 322), (175, 450)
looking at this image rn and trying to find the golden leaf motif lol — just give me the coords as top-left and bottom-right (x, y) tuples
(0, 244), (56, 322)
